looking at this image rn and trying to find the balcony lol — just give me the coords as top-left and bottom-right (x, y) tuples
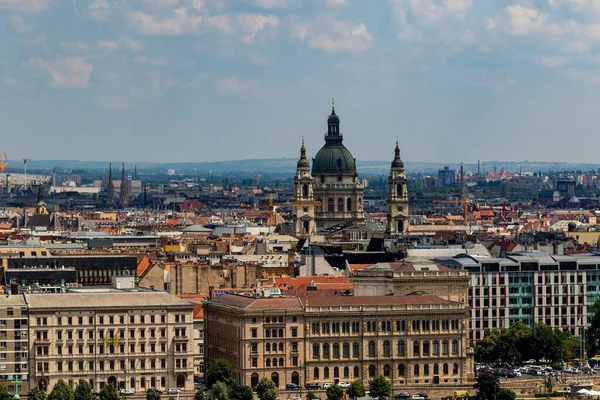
(35, 338), (50, 344)
(173, 335), (188, 341)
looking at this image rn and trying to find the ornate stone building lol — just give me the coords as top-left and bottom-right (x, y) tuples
(386, 139), (409, 235)
(204, 292), (474, 391)
(293, 103), (409, 237)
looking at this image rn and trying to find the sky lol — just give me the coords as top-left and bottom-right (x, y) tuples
(2, 0), (600, 164)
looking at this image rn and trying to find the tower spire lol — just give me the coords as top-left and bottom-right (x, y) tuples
(107, 163), (115, 209)
(332, 98), (335, 111)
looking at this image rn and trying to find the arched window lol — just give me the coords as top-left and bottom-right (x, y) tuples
(343, 342), (350, 357)
(272, 358), (277, 367)
(354, 366), (359, 378)
(343, 366), (349, 378)
(443, 363), (449, 375)
(266, 359), (271, 367)
(442, 340), (449, 355)
(279, 342), (284, 352)
(353, 342), (360, 357)
(396, 184), (403, 197)
(433, 340), (439, 354)
(383, 341), (391, 356)
(291, 372), (299, 386)
(251, 373), (259, 388)
(423, 340), (430, 355)
(337, 198), (344, 212)
(413, 340), (420, 356)
(452, 340), (459, 354)
(333, 343), (340, 358)
(314, 368), (319, 379)
(414, 364), (420, 376)
(434, 364), (439, 375)
(324, 367), (330, 379)
(272, 342), (277, 351)
(398, 364), (405, 376)
(266, 330), (271, 338)
(271, 372), (279, 388)
(312, 323), (319, 334)
(368, 341), (377, 356)
(453, 363), (459, 375)
(323, 343), (330, 358)
(368, 365), (376, 377)
(397, 340), (405, 356)
(312, 343), (320, 358)
(424, 364), (430, 376)
(266, 343), (271, 352)
(279, 358), (284, 367)
(334, 367), (339, 378)
(278, 329), (284, 338)
(347, 198), (352, 212)
(384, 364), (391, 377)
(302, 184), (309, 198)
(328, 198), (334, 212)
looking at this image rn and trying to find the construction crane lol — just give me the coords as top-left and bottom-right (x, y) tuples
(240, 193), (321, 227)
(0, 153), (7, 173)
(433, 199), (471, 223)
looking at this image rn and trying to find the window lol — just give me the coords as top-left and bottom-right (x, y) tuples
(251, 329), (257, 338)
(424, 364), (430, 376)
(368, 341), (376, 356)
(383, 341), (391, 356)
(423, 340), (430, 355)
(443, 363), (449, 375)
(434, 364), (439, 375)
(442, 340), (449, 355)
(333, 343), (340, 357)
(324, 367), (330, 379)
(343, 342), (350, 357)
(414, 364), (420, 376)
(433, 340), (440, 354)
(291, 327), (297, 337)
(453, 363), (459, 375)
(312, 343), (320, 358)
(353, 342), (360, 357)
(368, 365), (376, 377)
(398, 364), (405, 376)
(398, 340), (405, 356)
(323, 343), (330, 358)
(452, 340), (459, 354)
(413, 340), (420, 356)
(314, 368), (319, 379)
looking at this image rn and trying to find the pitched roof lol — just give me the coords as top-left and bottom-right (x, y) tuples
(209, 293), (303, 310)
(136, 256), (151, 277)
(301, 292), (452, 307)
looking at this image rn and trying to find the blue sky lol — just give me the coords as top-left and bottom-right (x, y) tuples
(2, 0), (600, 164)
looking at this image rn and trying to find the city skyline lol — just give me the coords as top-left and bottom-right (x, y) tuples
(2, 1), (600, 163)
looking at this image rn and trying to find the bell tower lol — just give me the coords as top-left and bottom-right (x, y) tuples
(293, 138), (316, 237)
(387, 138), (409, 235)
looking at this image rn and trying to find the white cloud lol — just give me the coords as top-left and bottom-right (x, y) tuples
(289, 17), (373, 53)
(11, 16), (34, 34)
(61, 41), (90, 52)
(89, 0), (110, 21)
(324, 0), (348, 6)
(251, 0), (294, 8)
(236, 13), (279, 43)
(215, 76), (273, 97)
(538, 55), (567, 68)
(0, 0), (51, 12)
(23, 56), (93, 88)
(98, 40), (119, 52)
(503, 4), (548, 36)
(443, 0), (472, 14)
(128, 7), (203, 35)
(119, 35), (144, 52)
(24, 35), (46, 45)
(564, 40), (590, 53)
(287, 17), (309, 40)
(207, 15), (235, 35)
(134, 55), (148, 63)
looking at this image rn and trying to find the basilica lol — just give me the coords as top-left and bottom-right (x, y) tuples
(293, 103), (409, 237)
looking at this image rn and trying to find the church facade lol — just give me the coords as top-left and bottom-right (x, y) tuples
(293, 104), (409, 237)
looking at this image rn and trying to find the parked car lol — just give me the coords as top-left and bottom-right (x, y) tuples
(286, 384), (301, 391)
(323, 383), (332, 389)
(412, 395), (424, 400)
(290, 397), (302, 400)
(167, 389), (182, 395)
(416, 394), (428, 399)
(395, 393), (411, 399)
(305, 383), (321, 390)
(147, 388), (163, 394)
(338, 382), (350, 389)
(120, 390), (135, 396)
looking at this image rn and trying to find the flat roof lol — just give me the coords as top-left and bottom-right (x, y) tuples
(25, 291), (192, 309)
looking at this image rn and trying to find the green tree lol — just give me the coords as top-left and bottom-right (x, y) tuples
(326, 386), (344, 400)
(207, 382), (229, 400)
(74, 380), (94, 400)
(588, 297), (600, 356)
(474, 372), (499, 400)
(306, 391), (317, 400)
(497, 389), (516, 400)
(545, 376), (554, 394)
(346, 381), (366, 400)
(475, 330), (500, 363)
(206, 359), (234, 389)
(49, 380), (75, 400)
(28, 387), (47, 400)
(195, 388), (206, 400)
(255, 378), (277, 400)
(230, 386), (253, 400)
(368, 376), (391, 400)
(531, 323), (562, 363)
(99, 384), (118, 400)
(146, 392), (161, 400)
(0, 385), (11, 400)
(496, 321), (531, 363)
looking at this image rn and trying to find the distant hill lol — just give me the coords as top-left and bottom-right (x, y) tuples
(7, 159), (600, 176)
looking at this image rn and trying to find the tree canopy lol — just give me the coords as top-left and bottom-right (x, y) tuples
(346, 381), (367, 400)
(49, 380), (75, 400)
(230, 386), (253, 400)
(255, 378), (277, 400)
(0, 385), (11, 400)
(325, 385), (344, 400)
(206, 359), (234, 389)
(28, 387), (47, 400)
(74, 380), (94, 400)
(368, 376), (391, 400)
(99, 384), (119, 400)
(207, 382), (229, 400)
(474, 372), (499, 400)
(588, 297), (600, 356)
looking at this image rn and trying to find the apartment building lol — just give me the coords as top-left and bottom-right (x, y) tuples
(204, 292), (474, 390)
(26, 291), (194, 393)
(0, 295), (29, 394)
(435, 251), (600, 342)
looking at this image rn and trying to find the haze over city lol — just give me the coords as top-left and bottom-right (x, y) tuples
(2, 0), (600, 163)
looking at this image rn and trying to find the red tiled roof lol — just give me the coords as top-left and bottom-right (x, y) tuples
(136, 256), (150, 277)
(348, 264), (373, 271)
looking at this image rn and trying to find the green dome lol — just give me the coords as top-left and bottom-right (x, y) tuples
(311, 104), (357, 175)
(312, 144), (357, 175)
